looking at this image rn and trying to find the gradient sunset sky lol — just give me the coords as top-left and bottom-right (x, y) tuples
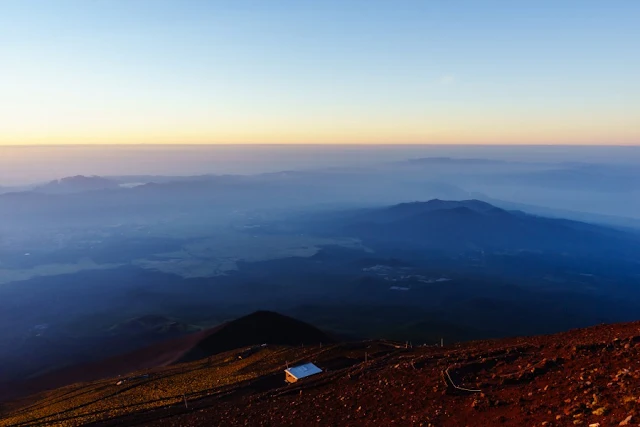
(1, 0), (638, 145)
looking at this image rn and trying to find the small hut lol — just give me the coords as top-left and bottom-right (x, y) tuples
(284, 363), (322, 383)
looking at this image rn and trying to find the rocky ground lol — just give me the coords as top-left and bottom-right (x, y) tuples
(3, 322), (640, 426)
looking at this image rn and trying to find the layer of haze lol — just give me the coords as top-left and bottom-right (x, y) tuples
(2, 144), (640, 186)
(1, 0), (639, 146)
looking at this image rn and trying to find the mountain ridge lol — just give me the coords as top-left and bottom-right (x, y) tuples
(345, 199), (640, 258)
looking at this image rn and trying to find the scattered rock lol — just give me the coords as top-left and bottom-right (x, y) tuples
(619, 415), (633, 425)
(592, 406), (608, 416)
(9, 321), (640, 427)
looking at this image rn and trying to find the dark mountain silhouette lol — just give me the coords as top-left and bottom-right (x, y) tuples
(178, 310), (334, 362)
(345, 199), (640, 258)
(366, 199), (499, 222)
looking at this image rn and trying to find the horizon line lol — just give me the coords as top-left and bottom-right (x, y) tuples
(2, 143), (640, 148)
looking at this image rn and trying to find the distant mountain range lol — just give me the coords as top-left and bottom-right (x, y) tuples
(341, 199), (640, 258)
(34, 175), (120, 194)
(2, 170), (639, 229)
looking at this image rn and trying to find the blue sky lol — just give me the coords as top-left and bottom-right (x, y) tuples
(1, 0), (638, 145)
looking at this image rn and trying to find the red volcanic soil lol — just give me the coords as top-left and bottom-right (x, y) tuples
(0, 311), (333, 403)
(105, 321), (640, 427)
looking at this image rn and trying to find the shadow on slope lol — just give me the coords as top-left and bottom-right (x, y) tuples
(0, 311), (333, 403)
(177, 310), (335, 363)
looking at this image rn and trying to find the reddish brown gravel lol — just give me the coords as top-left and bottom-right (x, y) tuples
(4, 322), (640, 426)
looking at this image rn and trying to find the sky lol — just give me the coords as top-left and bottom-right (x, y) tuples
(1, 0), (639, 146)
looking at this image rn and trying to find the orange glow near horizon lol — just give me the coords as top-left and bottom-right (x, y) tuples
(2, 2), (638, 148)
(2, 118), (638, 146)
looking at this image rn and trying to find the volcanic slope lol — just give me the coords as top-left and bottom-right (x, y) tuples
(0, 311), (334, 404)
(3, 320), (640, 426)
